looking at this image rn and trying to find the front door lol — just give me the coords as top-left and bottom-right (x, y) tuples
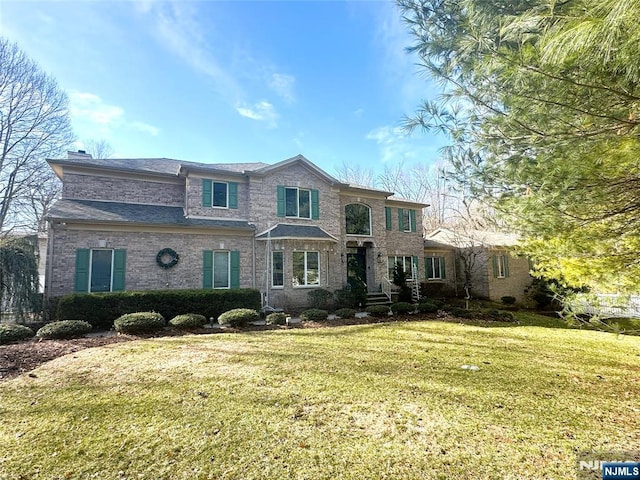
(347, 247), (367, 289)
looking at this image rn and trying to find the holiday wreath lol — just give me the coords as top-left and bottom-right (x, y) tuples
(156, 248), (179, 269)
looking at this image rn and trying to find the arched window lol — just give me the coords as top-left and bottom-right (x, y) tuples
(345, 203), (371, 235)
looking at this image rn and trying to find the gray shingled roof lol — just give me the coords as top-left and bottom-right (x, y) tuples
(424, 239), (455, 250)
(256, 224), (337, 241)
(49, 199), (255, 230)
(49, 157), (270, 176)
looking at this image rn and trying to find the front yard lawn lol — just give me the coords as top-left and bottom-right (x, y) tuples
(0, 318), (638, 479)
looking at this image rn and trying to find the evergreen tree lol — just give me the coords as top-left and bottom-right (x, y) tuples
(399, 0), (640, 291)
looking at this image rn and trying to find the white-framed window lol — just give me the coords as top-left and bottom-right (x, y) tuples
(425, 256), (445, 280)
(403, 209), (411, 232)
(212, 251), (230, 288)
(212, 182), (228, 208)
(387, 255), (413, 279)
(494, 254), (508, 278)
(286, 187), (311, 218)
(272, 251), (284, 288)
(292, 251), (319, 286)
(345, 203), (372, 236)
(89, 249), (114, 293)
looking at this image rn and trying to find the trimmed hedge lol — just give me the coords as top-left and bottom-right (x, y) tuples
(36, 320), (92, 339)
(417, 301), (439, 313)
(218, 308), (259, 327)
(391, 302), (414, 314)
(334, 308), (356, 319)
(169, 313), (207, 329)
(366, 305), (390, 318)
(55, 288), (261, 330)
(0, 324), (35, 344)
(114, 312), (166, 334)
(300, 309), (328, 322)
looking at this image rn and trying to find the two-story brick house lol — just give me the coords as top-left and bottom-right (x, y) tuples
(45, 153), (426, 309)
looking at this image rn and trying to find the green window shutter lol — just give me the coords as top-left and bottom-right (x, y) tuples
(385, 207), (392, 230)
(228, 182), (238, 209)
(410, 209), (417, 232)
(311, 189), (320, 220)
(440, 257), (446, 279)
(74, 249), (90, 292)
(202, 179), (212, 207)
(230, 251), (240, 288)
(398, 208), (404, 231)
(504, 255), (510, 278)
(492, 255), (498, 278)
(112, 249), (126, 291)
(276, 185), (285, 217)
(203, 250), (213, 288)
(425, 257), (432, 279)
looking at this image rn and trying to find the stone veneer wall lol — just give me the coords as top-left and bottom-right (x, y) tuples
(62, 173), (184, 206)
(47, 226), (254, 297)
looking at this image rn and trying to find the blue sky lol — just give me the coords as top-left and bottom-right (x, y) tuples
(0, 0), (447, 177)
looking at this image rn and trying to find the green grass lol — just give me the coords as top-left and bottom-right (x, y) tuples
(1, 314), (639, 479)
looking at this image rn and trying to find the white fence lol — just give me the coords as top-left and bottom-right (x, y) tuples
(567, 293), (640, 319)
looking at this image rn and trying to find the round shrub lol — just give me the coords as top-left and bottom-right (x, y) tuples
(217, 308), (259, 327)
(36, 320), (92, 339)
(266, 312), (287, 325)
(334, 308), (356, 319)
(417, 301), (439, 313)
(501, 296), (517, 305)
(0, 324), (35, 344)
(391, 302), (414, 315)
(366, 305), (390, 318)
(300, 309), (329, 322)
(114, 312), (166, 334)
(169, 313), (207, 329)
(486, 309), (516, 322)
(445, 306), (473, 318)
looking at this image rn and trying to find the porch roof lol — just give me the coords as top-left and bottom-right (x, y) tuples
(255, 223), (338, 242)
(48, 199), (255, 230)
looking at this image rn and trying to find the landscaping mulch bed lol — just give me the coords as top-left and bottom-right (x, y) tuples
(0, 335), (134, 381)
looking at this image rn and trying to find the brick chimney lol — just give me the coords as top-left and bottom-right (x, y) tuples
(67, 150), (93, 159)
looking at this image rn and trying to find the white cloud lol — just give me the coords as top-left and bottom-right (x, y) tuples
(144, 2), (243, 102)
(131, 121), (160, 137)
(236, 101), (278, 127)
(69, 91), (159, 138)
(69, 92), (124, 126)
(367, 125), (439, 164)
(269, 73), (296, 103)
